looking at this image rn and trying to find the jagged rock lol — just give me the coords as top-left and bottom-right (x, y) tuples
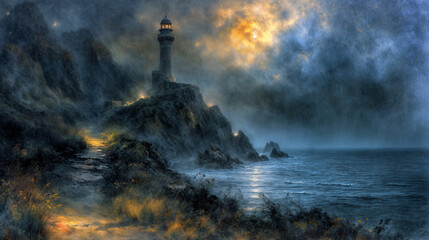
(234, 131), (267, 161)
(260, 155), (269, 161)
(62, 29), (135, 103)
(270, 148), (289, 158)
(0, 2), (51, 45)
(0, 2), (83, 100)
(197, 144), (242, 169)
(0, 44), (55, 102)
(264, 141), (280, 153)
(104, 82), (261, 160)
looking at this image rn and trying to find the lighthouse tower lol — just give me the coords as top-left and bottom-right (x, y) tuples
(158, 16), (175, 80)
(152, 16), (175, 91)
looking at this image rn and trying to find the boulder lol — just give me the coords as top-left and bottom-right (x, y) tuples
(197, 144), (242, 169)
(270, 148), (289, 158)
(264, 141), (280, 153)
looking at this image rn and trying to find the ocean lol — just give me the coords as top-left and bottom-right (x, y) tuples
(173, 149), (429, 239)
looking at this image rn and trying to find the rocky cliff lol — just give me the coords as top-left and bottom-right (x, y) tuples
(62, 29), (135, 105)
(0, 2), (83, 100)
(0, 3), (87, 173)
(104, 82), (264, 160)
(0, 44), (55, 103)
(0, 2), (136, 108)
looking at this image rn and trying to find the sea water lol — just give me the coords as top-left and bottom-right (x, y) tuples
(172, 149), (429, 238)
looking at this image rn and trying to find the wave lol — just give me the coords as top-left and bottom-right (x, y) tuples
(285, 181), (304, 184)
(290, 191), (315, 195)
(317, 183), (354, 187)
(351, 195), (380, 201)
(387, 183), (411, 187)
(329, 202), (361, 208)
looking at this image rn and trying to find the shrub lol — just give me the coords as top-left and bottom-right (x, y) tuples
(0, 175), (61, 240)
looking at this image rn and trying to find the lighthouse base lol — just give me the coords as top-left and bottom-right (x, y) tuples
(151, 71), (186, 95)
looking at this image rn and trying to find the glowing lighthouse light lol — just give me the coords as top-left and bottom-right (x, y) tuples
(161, 18), (172, 29)
(138, 92), (147, 100)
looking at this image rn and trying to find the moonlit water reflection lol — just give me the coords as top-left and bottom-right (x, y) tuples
(247, 166), (263, 199)
(172, 149), (429, 238)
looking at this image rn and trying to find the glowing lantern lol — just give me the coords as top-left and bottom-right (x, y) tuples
(160, 16), (172, 30)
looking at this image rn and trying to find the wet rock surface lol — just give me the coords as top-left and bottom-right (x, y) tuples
(270, 148), (290, 158)
(52, 144), (108, 199)
(49, 125), (108, 204)
(197, 144), (242, 169)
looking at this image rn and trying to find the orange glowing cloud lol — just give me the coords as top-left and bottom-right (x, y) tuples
(195, 0), (326, 70)
(196, 0), (310, 69)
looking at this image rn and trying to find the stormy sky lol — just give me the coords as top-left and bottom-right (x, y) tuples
(1, 0), (428, 148)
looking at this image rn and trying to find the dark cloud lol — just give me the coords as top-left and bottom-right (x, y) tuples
(1, 0), (427, 147)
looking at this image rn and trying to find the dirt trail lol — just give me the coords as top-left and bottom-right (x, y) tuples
(47, 125), (156, 240)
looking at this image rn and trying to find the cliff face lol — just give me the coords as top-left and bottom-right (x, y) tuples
(0, 2), (83, 100)
(105, 82), (263, 160)
(62, 29), (135, 104)
(0, 3), (87, 172)
(0, 44), (56, 103)
(0, 2), (89, 127)
(0, 2), (137, 114)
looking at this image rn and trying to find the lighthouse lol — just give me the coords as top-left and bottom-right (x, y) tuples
(152, 16), (175, 91)
(158, 16), (175, 80)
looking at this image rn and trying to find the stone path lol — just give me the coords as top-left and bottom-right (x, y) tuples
(47, 125), (156, 240)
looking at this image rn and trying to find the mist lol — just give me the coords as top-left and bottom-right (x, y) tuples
(2, 0), (427, 148)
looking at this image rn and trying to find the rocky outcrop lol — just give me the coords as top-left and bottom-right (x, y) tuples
(105, 82), (264, 160)
(197, 144), (242, 169)
(264, 141), (280, 153)
(0, 2), (83, 100)
(270, 148), (290, 158)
